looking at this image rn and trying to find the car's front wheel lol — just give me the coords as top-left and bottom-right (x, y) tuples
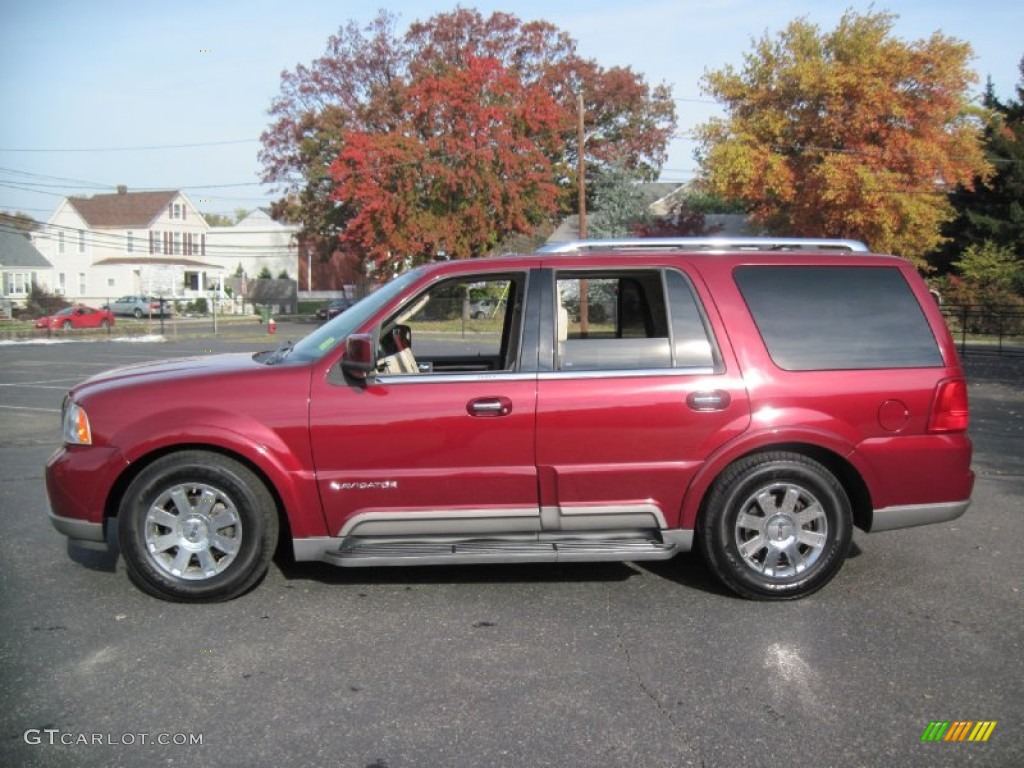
(133, 308), (143, 318)
(118, 451), (279, 602)
(699, 452), (852, 600)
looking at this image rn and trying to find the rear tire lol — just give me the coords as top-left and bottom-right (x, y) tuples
(699, 452), (852, 600)
(118, 451), (278, 602)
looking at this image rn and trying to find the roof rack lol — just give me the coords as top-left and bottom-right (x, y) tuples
(536, 237), (870, 253)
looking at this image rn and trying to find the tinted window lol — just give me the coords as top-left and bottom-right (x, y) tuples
(735, 266), (942, 370)
(553, 269), (716, 371)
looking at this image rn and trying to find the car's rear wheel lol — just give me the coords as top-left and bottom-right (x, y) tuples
(61, 320), (72, 330)
(118, 451), (278, 602)
(133, 308), (143, 318)
(699, 452), (852, 600)
(100, 319), (109, 329)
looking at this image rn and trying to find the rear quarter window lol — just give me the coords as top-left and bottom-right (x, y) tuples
(734, 266), (943, 370)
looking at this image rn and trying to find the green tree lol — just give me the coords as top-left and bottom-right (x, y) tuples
(587, 164), (652, 238)
(696, 10), (991, 268)
(257, 266), (273, 279)
(937, 59), (1024, 274)
(202, 213), (234, 227)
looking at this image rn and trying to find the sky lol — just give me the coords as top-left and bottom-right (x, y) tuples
(1, 0), (1022, 223)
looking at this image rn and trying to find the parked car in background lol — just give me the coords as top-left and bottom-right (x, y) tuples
(35, 305), (115, 330)
(104, 295), (171, 318)
(316, 297), (355, 322)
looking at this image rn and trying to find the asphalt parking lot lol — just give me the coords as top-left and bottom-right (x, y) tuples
(0, 334), (1021, 768)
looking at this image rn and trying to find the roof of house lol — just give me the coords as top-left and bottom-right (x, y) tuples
(67, 189), (178, 228)
(0, 229), (53, 269)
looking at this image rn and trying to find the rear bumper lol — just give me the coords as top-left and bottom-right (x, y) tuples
(870, 499), (970, 532)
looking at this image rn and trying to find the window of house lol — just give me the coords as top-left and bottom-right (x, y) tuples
(58, 273), (67, 293)
(173, 203), (181, 219)
(173, 232), (182, 255)
(150, 231), (157, 254)
(58, 231), (65, 253)
(78, 230), (85, 253)
(201, 233), (206, 256)
(127, 231), (134, 253)
(78, 273), (86, 294)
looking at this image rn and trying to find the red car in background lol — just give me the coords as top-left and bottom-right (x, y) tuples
(35, 305), (116, 330)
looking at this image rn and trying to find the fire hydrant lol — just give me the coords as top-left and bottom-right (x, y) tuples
(267, 317), (276, 335)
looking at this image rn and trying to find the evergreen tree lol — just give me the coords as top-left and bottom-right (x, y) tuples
(937, 58), (1024, 279)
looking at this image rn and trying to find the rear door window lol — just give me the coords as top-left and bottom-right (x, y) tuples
(734, 266), (942, 370)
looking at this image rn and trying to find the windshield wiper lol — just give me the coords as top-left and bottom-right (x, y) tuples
(262, 339), (294, 365)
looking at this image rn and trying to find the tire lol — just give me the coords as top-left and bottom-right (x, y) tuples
(62, 320), (72, 330)
(100, 319), (109, 329)
(699, 452), (852, 600)
(118, 451), (279, 602)
(133, 308), (143, 318)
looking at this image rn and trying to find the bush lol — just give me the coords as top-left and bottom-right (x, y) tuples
(25, 284), (69, 317)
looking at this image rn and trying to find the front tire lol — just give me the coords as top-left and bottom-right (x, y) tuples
(699, 452), (852, 600)
(118, 451), (279, 602)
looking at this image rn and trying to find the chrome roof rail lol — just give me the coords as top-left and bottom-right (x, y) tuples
(537, 237), (870, 253)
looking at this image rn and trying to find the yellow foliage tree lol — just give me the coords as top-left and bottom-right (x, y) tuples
(696, 10), (992, 268)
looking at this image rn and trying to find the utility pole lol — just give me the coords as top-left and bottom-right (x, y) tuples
(577, 92), (587, 240)
(577, 92), (589, 336)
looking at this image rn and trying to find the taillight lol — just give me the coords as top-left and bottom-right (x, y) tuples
(928, 378), (969, 433)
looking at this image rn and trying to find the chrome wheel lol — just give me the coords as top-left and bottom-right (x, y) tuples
(144, 483), (242, 580)
(734, 483), (827, 578)
(119, 451), (278, 601)
(699, 452), (852, 600)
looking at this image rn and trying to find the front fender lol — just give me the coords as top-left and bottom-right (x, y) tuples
(111, 407), (326, 538)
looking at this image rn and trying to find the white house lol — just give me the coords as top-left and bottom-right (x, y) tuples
(206, 208), (299, 282)
(30, 188), (299, 307)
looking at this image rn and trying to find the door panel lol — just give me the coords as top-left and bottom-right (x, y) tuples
(536, 373), (749, 529)
(309, 376), (539, 538)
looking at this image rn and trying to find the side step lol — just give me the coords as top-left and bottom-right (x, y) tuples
(322, 535), (679, 568)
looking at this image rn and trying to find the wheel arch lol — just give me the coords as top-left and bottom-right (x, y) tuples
(103, 443), (296, 544)
(685, 441), (873, 534)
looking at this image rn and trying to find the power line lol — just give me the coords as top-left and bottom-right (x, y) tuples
(0, 139), (259, 153)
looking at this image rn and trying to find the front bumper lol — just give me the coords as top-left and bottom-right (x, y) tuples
(49, 511), (106, 548)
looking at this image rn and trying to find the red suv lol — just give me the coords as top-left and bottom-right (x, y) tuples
(46, 238), (973, 601)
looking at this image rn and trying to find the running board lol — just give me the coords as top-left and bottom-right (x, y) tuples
(322, 535), (679, 568)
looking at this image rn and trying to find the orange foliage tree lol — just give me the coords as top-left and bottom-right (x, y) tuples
(260, 9), (675, 271)
(696, 10), (992, 268)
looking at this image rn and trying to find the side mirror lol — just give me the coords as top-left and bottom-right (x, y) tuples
(341, 334), (377, 382)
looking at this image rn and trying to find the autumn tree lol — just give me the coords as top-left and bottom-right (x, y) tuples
(0, 211), (39, 237)
(332, 55), (563, 261)
(260, 9), (676, 269)
(695, 10), (991, 268)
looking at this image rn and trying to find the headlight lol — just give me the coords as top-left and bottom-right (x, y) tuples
(62, 400), (92, 445)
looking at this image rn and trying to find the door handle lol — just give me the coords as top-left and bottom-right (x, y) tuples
(686, 390), (731, 412)
(467, 397), (513, 417)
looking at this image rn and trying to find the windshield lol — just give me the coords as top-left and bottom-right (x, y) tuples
(282, 267), (426, 363)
